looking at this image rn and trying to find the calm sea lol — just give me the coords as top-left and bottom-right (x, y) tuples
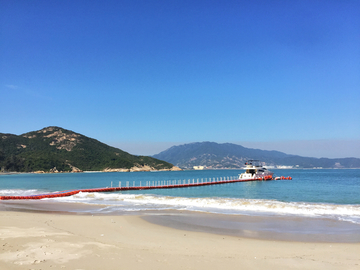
(1, 169), (359, 225)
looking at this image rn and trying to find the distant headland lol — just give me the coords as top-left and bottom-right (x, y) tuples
(153, 142), (360, 169)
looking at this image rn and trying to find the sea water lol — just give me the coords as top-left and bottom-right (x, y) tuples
(1, 169), (359, 225)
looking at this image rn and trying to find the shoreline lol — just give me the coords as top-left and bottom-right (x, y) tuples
(142, 211), (360, 243)
(1, 200), (360, 243)
(0, 210), (359, 269)
(0, 166), (182, 175)
(1, 168), (359, 176)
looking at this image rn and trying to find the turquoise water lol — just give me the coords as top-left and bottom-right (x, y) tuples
(1, 169), (359, 224)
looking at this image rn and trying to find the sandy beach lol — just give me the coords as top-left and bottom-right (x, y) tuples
(0, 208), (359, 270)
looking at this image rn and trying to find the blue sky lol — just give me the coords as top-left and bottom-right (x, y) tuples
(1, 0), (359, 158)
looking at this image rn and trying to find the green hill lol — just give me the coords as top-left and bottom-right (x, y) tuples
(0, 126), (177, 172)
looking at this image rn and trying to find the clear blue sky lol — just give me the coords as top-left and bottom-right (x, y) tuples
(1, 0), (359, 158)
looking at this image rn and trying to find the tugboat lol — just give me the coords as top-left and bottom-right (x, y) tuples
(238, 160), (274, 180)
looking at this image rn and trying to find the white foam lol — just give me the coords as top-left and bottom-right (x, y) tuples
(48, 192), (360, 223)
(0, 189), (42, 196)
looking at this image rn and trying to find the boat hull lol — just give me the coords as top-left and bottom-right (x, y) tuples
(238, 172), (274, 180)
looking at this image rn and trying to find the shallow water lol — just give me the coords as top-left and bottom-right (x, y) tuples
(1, 169), (359, 225)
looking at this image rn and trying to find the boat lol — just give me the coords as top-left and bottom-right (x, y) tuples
(238, 160), (274, 180)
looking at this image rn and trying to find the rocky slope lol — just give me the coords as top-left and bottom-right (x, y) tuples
(0, 126), (179, 173)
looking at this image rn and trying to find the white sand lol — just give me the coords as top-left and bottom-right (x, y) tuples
(0, 211), (359, 270)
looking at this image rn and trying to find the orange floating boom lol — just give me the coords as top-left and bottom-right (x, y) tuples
(0, 175), (292, 200)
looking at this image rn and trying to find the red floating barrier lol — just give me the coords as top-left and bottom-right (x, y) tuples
(1, 174), (292, 200)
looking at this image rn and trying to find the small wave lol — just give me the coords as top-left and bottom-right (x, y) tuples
(49, 192), (360, 223)
(0, 189), (43, 196)
(338, 217), (360, 225)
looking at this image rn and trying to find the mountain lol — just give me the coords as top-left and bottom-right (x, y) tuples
(153, 142), (360, 169)
(0, 126), (177, 173)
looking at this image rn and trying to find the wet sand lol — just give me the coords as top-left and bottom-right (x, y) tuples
(143, 211), (360, 243)
(1, 201), (360, 269)
(2, 200), (360, 243)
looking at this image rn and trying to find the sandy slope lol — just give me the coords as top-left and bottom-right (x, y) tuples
(0, 211), (359, 270)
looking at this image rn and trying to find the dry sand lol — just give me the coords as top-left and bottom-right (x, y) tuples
(0, 210), (359, 270)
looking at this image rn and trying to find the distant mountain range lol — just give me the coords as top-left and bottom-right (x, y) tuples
(2, 128), (359, 173)
(0, 126), (177, 173)
(153, 142), (360, 169)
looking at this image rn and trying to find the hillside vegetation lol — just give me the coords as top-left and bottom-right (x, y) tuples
(0, 127), (176, 172)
